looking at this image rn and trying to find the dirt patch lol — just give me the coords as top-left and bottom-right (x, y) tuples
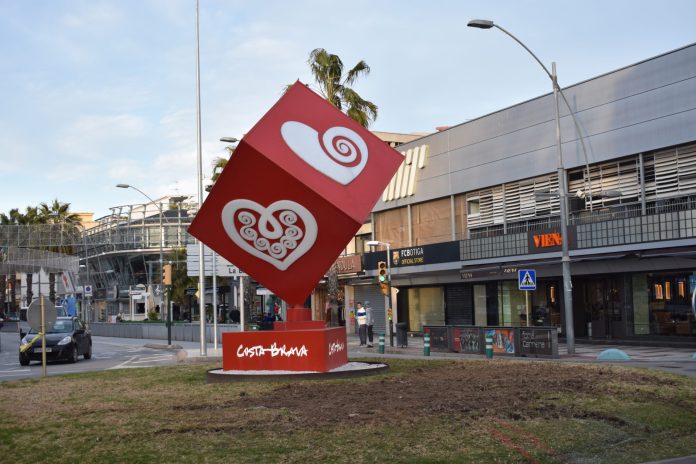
(235, 360), (679, 428)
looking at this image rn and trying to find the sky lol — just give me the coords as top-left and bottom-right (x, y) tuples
(1, 0), (695, 219)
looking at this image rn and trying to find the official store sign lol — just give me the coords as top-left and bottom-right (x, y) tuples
(188, 82), (403, 305)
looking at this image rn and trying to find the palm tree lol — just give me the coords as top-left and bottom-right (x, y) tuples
(38, 199), (82, 302)
(303, 48), (377, 313)
(0, 207), (40, 306)
(306, 48), (378, 128)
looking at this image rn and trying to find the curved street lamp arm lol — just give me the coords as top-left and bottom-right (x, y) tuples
(492, 23), (594, 210)
(493, 24), (553, 81)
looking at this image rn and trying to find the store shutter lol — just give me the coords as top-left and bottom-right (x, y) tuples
(354, 285), (387, 334)
(445, 284), (473, 325)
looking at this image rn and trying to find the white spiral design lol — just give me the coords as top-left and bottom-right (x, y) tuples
(221, 199), (318, 272)
(235, 207), (306, 260)
(281, 121), (369, 185)
(322, 126), (365, 166)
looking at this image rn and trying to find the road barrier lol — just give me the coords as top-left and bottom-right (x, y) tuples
(89, 322), (240, 342)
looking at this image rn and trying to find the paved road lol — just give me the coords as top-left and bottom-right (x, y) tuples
(0, 331), (210, 382)
(3, 327), (696, 381)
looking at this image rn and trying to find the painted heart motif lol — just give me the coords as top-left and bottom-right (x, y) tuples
(221, 199), (318, 271)
(281, 121), (368, 185)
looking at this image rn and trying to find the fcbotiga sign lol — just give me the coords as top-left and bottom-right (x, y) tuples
(364, 241), (460, 270)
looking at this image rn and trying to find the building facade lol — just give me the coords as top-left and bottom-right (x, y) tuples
(347, 43), (696, 343)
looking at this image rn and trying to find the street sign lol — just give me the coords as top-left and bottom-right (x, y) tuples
(186, 244), (247, 277)
(27, 296), (57, 332)
(518, 269), (537, 291)
(84, 285), (93, 297)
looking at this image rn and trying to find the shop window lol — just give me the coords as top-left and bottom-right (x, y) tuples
(407, 287), (445, 331)
(654, 283), (664, 300)
(678, 280), (686, 299)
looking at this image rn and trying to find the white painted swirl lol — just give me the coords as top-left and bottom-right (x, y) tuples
(221, 199), (317, 271)
(322, 126), (366, 166)
(281, 121), (368, 185)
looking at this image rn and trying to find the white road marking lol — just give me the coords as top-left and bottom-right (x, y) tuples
(109, 355), (138, 370)
(129, 355), (174, 363)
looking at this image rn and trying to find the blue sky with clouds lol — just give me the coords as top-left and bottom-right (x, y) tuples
(2, 0), (695, 218)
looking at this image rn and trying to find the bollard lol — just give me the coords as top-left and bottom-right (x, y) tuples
(379, 333), (385, 354)
(423, 333), (430, 356)
(485, 334), (493, 359)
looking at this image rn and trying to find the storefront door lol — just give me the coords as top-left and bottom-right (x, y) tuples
(578, 277), (624, 339)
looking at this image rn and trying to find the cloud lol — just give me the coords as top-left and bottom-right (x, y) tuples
(60, 2), (124, 30)
(45, 162), (95, 182)
(106, 158), (148, 183)
(57, 114), (148, 159)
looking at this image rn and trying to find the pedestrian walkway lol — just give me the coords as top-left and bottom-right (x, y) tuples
(345, 333), (696, 377)
(176, 332), (696, 377)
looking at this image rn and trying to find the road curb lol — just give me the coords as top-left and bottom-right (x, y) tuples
(143, 343), (184, 351)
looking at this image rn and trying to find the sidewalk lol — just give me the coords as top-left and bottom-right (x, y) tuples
(178, 332), (696, 377)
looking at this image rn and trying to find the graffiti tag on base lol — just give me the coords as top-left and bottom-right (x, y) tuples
(328, 340), (345, 355)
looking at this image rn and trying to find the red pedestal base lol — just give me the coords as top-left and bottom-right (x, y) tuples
(222, 326), (347, 372)
(286, 307), (312, 322)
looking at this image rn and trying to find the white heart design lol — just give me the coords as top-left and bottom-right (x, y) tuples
(221, 199), (318, 271)
(281, 121), (368, 185)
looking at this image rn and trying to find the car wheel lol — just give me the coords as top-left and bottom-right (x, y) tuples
(19, 353), (30, 366)
(83, 343), (92, 360)
(70, 345), (79, 363)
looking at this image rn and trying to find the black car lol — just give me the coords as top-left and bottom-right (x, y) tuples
(19, 317), (92, 365)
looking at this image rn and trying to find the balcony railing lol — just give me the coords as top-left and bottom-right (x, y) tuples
(463, 195), (696, 262)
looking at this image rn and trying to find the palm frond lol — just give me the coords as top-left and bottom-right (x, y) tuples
(341, 87), (378, 127)
(344, 60), (370, 86)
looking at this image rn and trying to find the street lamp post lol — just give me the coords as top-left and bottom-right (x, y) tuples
(366, 240), (393, 346)
(116, 184), (168, 343)
(195, 0), (207, 356)
(467, 19), (584, 353)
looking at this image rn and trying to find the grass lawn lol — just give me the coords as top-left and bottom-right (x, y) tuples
(1, 358), (695, 463)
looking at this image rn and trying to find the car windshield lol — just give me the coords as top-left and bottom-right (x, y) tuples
(28, 320), (73, 334)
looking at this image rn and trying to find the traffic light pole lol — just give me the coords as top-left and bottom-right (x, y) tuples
(163, 263), (172, 346)
(386, 242), (394, 347)
(368, 240), (394, 346)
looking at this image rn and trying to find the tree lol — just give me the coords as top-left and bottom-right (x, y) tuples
(303, 48), (377, 316)
(0, 207), (41, 306)
(0, 200), (82, 308)
(306, 48), (378, 128)
(38, 199), (82, 303)
(168, 247), (197, 316)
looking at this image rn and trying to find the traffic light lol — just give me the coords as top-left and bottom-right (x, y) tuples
(378, 261), (389, 296)
(163, 263), (172, 286)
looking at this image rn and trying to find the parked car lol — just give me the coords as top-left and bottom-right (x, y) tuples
(19, 317), (92, 366)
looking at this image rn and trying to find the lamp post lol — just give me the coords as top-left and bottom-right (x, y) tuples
(194, 0), (207, 356)
(116, 184), (167, 341)
(210, 137), (239, 347)
(467, 19), (583, 353)
(366, 240), (393, 345)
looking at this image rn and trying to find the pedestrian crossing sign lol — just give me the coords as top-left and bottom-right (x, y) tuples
(518, 269), (536, 291)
